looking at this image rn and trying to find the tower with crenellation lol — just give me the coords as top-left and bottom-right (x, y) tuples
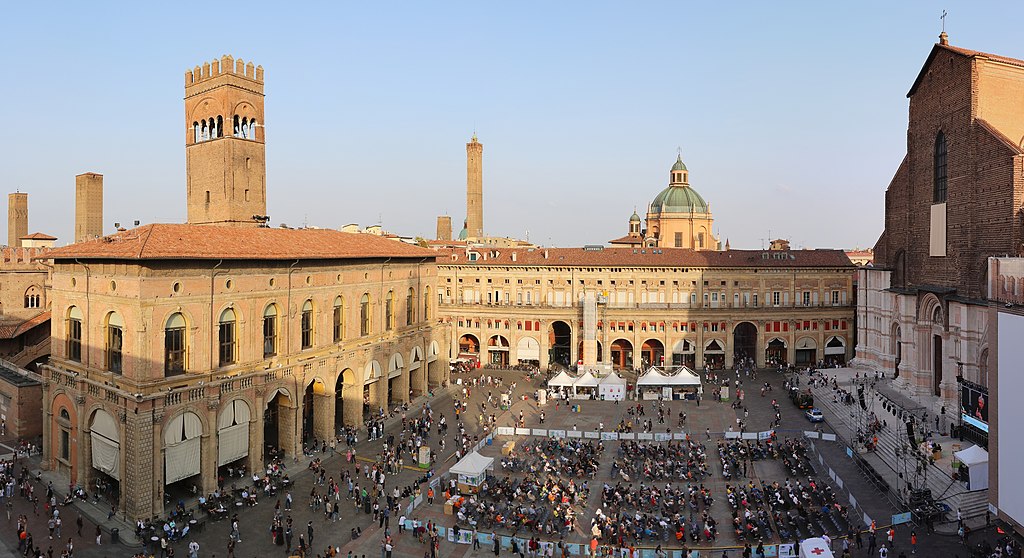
(184, 55), (267, 226)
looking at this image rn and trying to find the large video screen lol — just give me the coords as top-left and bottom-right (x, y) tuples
(961, 383), (989, 433)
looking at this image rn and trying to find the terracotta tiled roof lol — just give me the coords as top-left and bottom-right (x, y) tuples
(607, 235), (644, 246)
(20, 232), (57, 240)
(437, 247), (854, 268)
(45, 224), (437, 261)
(909, 42), (1024, 97)
(0, 311), (50, 339)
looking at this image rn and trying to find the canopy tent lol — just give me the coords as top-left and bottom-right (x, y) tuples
(450, 451), (494, 493)
(572, 371), (599, 388)
(954, 444), (989, 491)
(598, 371), (627, 401)
(636, 367), (670, 386)
(637, 366), (701, 400)
(547, 371), (577, 388)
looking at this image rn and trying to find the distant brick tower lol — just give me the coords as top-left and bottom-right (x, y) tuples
(436, 215), (452, 241)
(7, 192), (27, 248)
(184, 55), (267, 226)
(465, 135), (483, 240)
(75, 173), (103, 242)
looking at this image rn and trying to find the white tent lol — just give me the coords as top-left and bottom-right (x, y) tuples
(598, 372), (627, 401)
(954, 444), (989, 491)
(450, 451), (494, 492)
(572, 371), (599, 398)
(547, 371), (576, 388)
(661, 368), (701, 386)
(637, 368), (670, 386)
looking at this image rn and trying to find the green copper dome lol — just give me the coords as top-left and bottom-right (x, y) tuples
(629, 211), (641, 222)
(458, 226), (468, 241)
(650, 185), (708, 214)
(671, 154), (687, 172)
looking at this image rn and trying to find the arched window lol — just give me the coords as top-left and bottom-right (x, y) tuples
(218, 308), (236, 366)
(233, 115), (240, 137)
(934, 132), (948, 203)
(300, 300), (314, 350)
(248, 119), (257, 139)
(105, 311), (123, 374)
(423, 286), (431, 321)
(333, 296), (344, 342)
(193, 122), (200, 143)
(216, 115), (223, 138)
(385, 291), (395, 331)
(406, 288), (416, 326)
(263, 304), (277, 358)
(66, 306), (83, 363)
(360, 294), (371, 336)
(165, 313), (186, 376)
(24, 285), (41, 309)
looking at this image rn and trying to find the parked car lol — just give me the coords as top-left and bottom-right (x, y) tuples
(805, 408), (824, 422)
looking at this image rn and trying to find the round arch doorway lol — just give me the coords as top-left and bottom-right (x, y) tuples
(765, 338), (787, 366)
(335, 368), (358, 431)
(548, 321), (572, 366)
(641, 339), (664, 367)
(733, 322), (757, 365)
(264, 389), (293, 460)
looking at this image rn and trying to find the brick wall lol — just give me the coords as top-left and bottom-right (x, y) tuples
(878, 47), (1024, 300)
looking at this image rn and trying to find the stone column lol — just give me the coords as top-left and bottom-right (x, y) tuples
(201, 402), (218, 495)
(278, 403), (297, 458)
(125, 408), (155, 521)
(539, 327), (550, 370)
(396, 369), (410, 403)
(342, 383), (363, 427)
(249, 397), (263, 473)
(151, 408), (164, 520)
(313, 392), (335, 442)
(41, 383), (52, 472)
(410, 363), (426, 397)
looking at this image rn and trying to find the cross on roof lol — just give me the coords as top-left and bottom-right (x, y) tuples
(941, 10), (947, 32)
(811, 548), (826, 556)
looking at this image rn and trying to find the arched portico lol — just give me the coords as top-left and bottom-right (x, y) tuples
(263, 387), (296, 459)
(409, 346), (426, 398)
(336, 368), (360, 429)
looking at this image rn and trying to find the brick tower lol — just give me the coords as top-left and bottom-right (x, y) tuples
(436, 215), (452, 241)
(7, 192), (27, 248)
(465, 135), (483, 240)
(184, 55), (267, 226)
(75, 172), (103, 242)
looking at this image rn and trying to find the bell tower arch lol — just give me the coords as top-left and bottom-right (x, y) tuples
(184, 55), (267, 226)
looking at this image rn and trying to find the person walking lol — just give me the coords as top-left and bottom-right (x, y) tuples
(494, 534), (501, 555)
(307, 520), (314, 545)
(187, 539), (199, 558)
(909, 530), (916, 554)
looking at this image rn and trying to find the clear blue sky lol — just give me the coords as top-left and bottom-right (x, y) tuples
(2, 1), (1020, 250)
